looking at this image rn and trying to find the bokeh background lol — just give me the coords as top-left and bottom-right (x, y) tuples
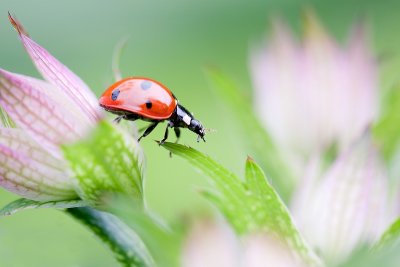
(1, 0), (400, 266)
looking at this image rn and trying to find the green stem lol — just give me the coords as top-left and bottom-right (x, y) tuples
(66, 207), (155, 267)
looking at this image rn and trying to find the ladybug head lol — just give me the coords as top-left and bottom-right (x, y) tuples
(189, 119), (206, 142)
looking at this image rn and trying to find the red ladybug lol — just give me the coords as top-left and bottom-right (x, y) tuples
(99, 77), (206, 143)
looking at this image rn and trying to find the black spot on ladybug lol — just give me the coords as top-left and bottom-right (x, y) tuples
(145, 101), (152, 109)
(111, 89), (120, 101)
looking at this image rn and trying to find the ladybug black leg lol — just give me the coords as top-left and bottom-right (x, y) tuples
(138, 125), (150, 133)
(197, 135), (206, 142)
(159, 126), (169, 145)
(138, 122), (158, 142)
(114, 114), (138, 124)
(174, 127), (181, 143)
(113, 115), (125, 124)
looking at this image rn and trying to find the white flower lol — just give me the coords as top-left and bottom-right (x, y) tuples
(0, 15), (102, 200)
(250, 13), (378, 175)
(291, 135), (394, 263)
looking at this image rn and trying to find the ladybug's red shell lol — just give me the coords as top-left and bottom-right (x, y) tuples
(99, 77), (177, 120)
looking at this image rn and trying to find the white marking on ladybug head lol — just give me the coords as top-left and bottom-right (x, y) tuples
(183, 114), (192, 125)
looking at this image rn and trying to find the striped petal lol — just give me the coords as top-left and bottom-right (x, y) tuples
(0, 131), (77, 200)
(0, 128), (63, 170)
(0, 69), (92, 157)
(291, 136), (393, 263)
(9, 14), (102, 123)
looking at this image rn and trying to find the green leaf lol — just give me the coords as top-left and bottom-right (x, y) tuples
(206, 68), (294, 201)
(373, 85), (400, 160)
(245, 155), (267, 196)
(0, 198), (85, 216)
(161, 142), (252, 233)
(244, 157), (319, 262)
(374, 218), (400, 250)
(162, 142), (322, 266)
(107, 197), (182, 267)
(67, 207), (154, 267)
(62, 120), (145, 205)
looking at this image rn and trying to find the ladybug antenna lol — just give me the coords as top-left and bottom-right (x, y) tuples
(112, 35), (130, 81)
(8, 12), (29, 36)
(205, 128), (216, 134)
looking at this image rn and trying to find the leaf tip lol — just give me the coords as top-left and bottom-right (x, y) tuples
(154, 140), (168, 147)
(8, 12), (28, 36)
(246, 155), (255, 162)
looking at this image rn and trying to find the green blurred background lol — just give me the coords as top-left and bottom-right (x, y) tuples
(1, 0), (400, 266)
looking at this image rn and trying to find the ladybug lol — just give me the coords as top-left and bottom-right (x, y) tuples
(99, 77), (206, 143)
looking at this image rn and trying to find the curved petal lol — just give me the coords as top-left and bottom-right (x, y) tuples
(182, 220), (307, 267)
(0, 143), (77, 201)
(243, 234), (307, 267)
(250, 19), (300, 153)
(0, 69), (92, 157)
(0, 128), (63, 170)
(291, 136), (393, 263)
(9, 14), (102, 123)
(182, 220), (241, 267)
(344, 23), (378, 143)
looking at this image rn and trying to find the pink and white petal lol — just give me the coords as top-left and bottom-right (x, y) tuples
(0, 128), (64, 171)
(182, 220), (242, 267)
(249, 19), (309, 174)
(290, 155), (323, 227)
(251, 20), (295, 144)
(345, 23), (378, 143)
(0, 144), (77, 201)
(1, 69), (91, 127)
(0, 69), (91, 157)
(250, 19), (300, 151)
(301, 12), (345, 154)
(291, 136), (393, 263)
(298, 16), (377, 156)
(251, 15), (379, 181)
(243, 233), (307, 267)
(9, 15), (102, 123)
